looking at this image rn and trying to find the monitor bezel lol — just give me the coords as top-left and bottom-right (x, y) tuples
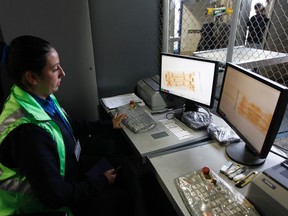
(217, 62), (288, 160)
(160, 53), (219, 110)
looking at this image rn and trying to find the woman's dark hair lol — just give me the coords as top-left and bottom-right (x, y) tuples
(7, 35), (54, 83)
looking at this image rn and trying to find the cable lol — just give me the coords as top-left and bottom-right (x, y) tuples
(273, 144), (288, 153)
(270, 149), (288, 159)
(165, 107), (184, 120)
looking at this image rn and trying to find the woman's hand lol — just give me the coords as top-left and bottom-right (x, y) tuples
(103, 169), (117, 184)
(112, 113), (127, 129)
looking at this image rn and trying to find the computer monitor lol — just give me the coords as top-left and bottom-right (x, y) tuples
(217, 63), (288, 166)
(160, 53), (219, 112)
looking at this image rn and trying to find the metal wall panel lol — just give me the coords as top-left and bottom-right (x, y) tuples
(0, 0), (98, 120)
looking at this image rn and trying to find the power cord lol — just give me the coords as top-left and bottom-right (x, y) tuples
(271, 144), (288, 159)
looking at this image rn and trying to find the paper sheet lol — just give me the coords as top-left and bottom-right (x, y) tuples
(159, 119), (193, 140)
(101, 93), (144, 109)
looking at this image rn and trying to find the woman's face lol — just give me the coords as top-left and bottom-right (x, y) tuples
(35, 48), (65, 98)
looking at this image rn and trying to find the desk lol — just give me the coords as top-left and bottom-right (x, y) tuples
(148, 141), (285, 216)
(194, 46), (288, 69)
(118, 107), (227, 163)
(101, 98), (227, 163)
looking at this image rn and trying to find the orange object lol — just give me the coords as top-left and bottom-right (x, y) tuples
(202, 167), (211, 179)
(129, 100), (136, 108)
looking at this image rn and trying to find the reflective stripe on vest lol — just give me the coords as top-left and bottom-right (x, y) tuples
(0, 85), (70, 214)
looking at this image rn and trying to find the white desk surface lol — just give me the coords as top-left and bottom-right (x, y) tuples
(148, 141), (285, 216)
(118, 107), (227, 163)
(194, 46), (288, 69)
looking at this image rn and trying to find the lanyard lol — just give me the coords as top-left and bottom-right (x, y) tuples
(52, 103), (75, 140)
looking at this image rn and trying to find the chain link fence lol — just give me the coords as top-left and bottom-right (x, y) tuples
(160, 0), (288, 154)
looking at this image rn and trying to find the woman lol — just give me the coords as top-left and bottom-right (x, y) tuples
(0, 35), (145, 216)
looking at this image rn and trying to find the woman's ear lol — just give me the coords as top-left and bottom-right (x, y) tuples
(23, 71), (38, 86)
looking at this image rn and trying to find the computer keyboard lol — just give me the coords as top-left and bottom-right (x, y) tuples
(116, 104), (157, 133)
(175, 168), (260, 216)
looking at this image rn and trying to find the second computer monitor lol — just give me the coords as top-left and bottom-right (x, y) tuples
(160, 53), (219, 111)
(217, 63), (288, 166)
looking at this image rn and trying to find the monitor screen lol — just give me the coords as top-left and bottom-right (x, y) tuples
(160, 53), (219, 111)
(217, 63), (288, 166)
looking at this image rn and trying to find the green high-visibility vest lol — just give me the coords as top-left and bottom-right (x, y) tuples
(0, 85), (72, 215)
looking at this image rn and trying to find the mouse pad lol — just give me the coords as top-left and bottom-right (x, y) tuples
(151, 131), (169, 139)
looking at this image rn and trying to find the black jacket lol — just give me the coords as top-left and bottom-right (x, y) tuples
(0, 111), (113, 209)
(247, 14), (270, 44)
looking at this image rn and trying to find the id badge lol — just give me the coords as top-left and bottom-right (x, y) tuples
(74, 139), (81, 161)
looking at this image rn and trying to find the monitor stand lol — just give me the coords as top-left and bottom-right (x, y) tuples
(185, 100), (199, 112)
(174, 100), (199, 120)
(226, 141), (266, 166)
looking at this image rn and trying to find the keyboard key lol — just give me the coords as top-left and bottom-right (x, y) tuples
(117, 105), (157, 133)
